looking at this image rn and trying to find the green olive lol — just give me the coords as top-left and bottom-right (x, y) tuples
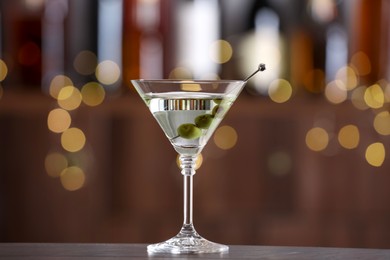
(177, 123), (202, 139)
(213, 98), (222, 104)
(195, 114), (214, 129)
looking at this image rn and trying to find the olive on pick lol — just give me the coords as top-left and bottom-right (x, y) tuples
(177, 123), (202, 139)
(195, 114), (213, 129)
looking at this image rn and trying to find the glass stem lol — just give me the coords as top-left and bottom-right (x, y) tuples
(179, 155), (197, 235)
(183, 174), (193, 226)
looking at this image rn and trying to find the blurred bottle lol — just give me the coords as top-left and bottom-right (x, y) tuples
(348, 0), (386, 85)
(0, 0), (100, 92)
(172, 0), (220, 79)
(122, 0), (141, 84)
(41, 0), (70, 94)
(290, 0), (348, 94)
(122, 0), (174, 86)
(0, 0), (44, 89)
(231, 0), (289, 95)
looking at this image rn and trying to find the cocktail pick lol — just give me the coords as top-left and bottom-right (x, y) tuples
(243, 63), (266, 82)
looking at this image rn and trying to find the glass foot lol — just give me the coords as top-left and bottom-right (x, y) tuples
(147, 230), (228, 254)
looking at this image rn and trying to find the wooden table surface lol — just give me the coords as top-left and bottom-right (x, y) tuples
(0, 243), (389, 259)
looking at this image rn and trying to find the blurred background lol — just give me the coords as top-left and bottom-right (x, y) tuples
(1, 0), (390, 248)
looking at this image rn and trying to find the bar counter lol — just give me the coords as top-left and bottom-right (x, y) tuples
(0, 243), (389, 259)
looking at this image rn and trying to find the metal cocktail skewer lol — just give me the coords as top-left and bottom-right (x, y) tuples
(244, 63), (266, 82)
(170, 63), (266, 141)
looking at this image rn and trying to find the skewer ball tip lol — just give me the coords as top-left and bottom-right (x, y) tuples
(259, 63), (266, 71)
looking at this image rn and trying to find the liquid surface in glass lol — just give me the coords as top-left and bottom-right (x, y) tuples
(144, 92), (234, 155)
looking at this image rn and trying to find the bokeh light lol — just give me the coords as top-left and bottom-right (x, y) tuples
(364, 84), (384, 109)
(324, 80), (348, 104)
(176, 153), (203, 171)
(73, 50), (98, 76)
(180, 82), (202, 91)
(213, 125), (238, 150)
(45, 152), (68, 178)
(268, 78), (292, 103)
(338, 124), (360, 149)
(24, 0), (45, 10)
(60, 166), (86, 191)
(61, 127), (86, 152)
(267, 151), (292, 176)
(49, 75), (74, 99)
(169, 67), (193, 79)
(57, 86), (82, 111)
(95, 60), (121, 85)
(305, 127), (329, 152)
(383, 79), (390, 102)
(309, 0), (336, 23)
(365, 142), (385, 167)
(47, 108), (71, 133)
(335, 66), (358, 91)
(373, 111), (390, 135)
(351, 86), (369, 110)
(209, 39), (233, 64)
(350, 51), (371, 76)
(81, 82), (106, 106)
(0, 59), (8, 81)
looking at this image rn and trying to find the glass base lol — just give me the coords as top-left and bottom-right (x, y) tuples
(147, 229), (228, 254)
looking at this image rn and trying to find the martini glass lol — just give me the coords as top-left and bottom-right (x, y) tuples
(131, 66), (264, 254)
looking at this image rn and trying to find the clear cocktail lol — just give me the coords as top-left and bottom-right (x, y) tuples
(132, 70), (264, 254)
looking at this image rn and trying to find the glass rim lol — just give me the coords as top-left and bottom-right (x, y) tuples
(131, 79), (244, 84)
